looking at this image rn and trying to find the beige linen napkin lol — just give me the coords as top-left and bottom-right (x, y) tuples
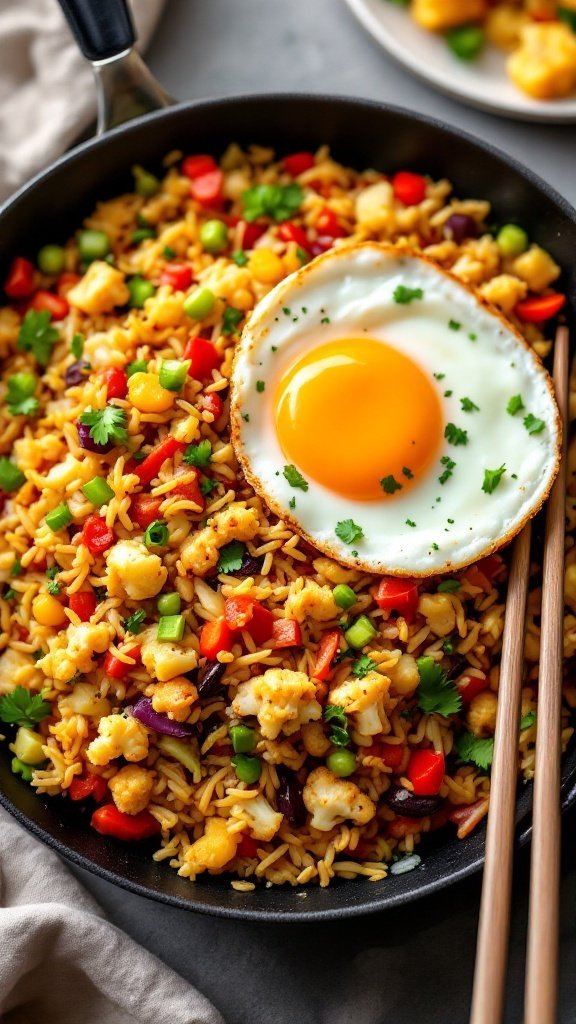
(0, 0), (166, 204)
(0, 807), (225, 1024)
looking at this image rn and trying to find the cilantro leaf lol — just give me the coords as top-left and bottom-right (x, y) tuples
(335, 519), (364, 545)
(438, 580), (460, 593)
(183, 439), (212, 468)
(324, 704), (350, 747)
(416, 656), (462, 717)
(455, 731), (494, 772)
(444, 423), (468, 446)
(0, 685), (51, 728)
(241, 183), (303, 223)
(6, 374), (40, 417)
(217, 540), (245, 574)
(393, 285), (423, 304)
(222, 307), (243, 335)
(283, 464), (309, 491)
(200, 475), (218, 496)
(351, 654), (378, 678)
(78, 405), (128, 447)
(124, 609), (146, 634)
(482, 465), (506, 495)
(18, 309), (59, 367)
(523, 413), (545, 436)
(47, 580), (61, 596)
(0, 457), (25, 492)
(71, 333), (84, 359)
(460, 397), (479, 413)
(520, 711), (536, 731)
(507, 394), (524, 416)
(380, 475), (402, 494)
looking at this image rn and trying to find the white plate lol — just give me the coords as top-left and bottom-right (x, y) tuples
(345, 0), (576, 123)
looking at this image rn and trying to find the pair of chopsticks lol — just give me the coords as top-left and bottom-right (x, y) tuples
(469, 324), (569, 1024)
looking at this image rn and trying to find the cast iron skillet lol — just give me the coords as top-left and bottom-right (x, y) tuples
(0, 0), (575, 922)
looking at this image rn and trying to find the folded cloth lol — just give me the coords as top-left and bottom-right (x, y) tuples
(0, 807), (225, 1024)
(0, 0), (166, 204)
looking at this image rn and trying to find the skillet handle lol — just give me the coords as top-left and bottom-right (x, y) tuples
(57, 0), (174, 134)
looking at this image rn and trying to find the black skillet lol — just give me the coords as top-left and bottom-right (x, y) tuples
(1, 0), (575, 922)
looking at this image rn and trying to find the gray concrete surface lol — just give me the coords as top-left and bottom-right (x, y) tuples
(72, 3), (576, 1022)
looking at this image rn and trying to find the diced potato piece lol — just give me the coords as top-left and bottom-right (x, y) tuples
(184, 817), (239, 872)
(68, 261), (129, 315)
(59, 682), (111, 717)
(13, 727), (45, 765)
(108, 765), (154, 815)
(412, 0), (487, 32)
(511, 245), (561, 293)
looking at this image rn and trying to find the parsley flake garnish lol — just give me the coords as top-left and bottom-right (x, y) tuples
(433, 372), (445, 380)
(468, 333), (477, 342)
(241, 183), (303, 223)
(200, 476), (218, 497)
(46, 566), (59, 580)
(523, 413), (545, 436)
(444, 390), (453, 398)
(320, 316), (331, 324)
(0, 685), (51, 729)
(242, 413), (250, 423)
(324, 704), (350, 747)
(439, 455), (456, 485)
(124, 609), (146, 634)
(352, 654), (378, 678)
(393, 285), (424, 304)
(18, 309), (59, 367)
(416, 656), (461, 718)
(431, 542), (439, 551)
(217, 540), (245, 574)
(438, 579), (460, 593)
(406, 519), (416, 528)
(402, 466), (414, 479)
(183, 439), (212, 468)
(283, 464), (309, 491)
(380, 474), (402, 494)
(222, 307), (243, 336)
(255, 380), (265, 393)
(455, 731), (493, 772)
(335, 519), (364, 545)
(507, 394), (524, 416)
(460, 397), (479, 413)
(288, 497), (296, 510)
(448, 319), (461, 331)
(444, 423), (468, 446)
(46, 580), (60, 596)
(482, 465), (506, 494)
(78, 405), (128, 448)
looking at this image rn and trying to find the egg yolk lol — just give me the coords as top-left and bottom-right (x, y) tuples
(274, 337), (443, 501)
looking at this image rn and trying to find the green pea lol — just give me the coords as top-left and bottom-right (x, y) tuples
(446, 24), (485, 61)
(127, 275), (156, 308)
(183, 287), (216, 320)
(200, 219), (229, 254)
(132, 164), (161, 198)
(157, 592), (181, 616)
(37, 245), (66, 275)
(496, 224), (529, 259)
(77, 230), (111, 263)
(232, 753), (262, 784)
(327, 749), (357, 778)
(333, 584), (357, 609)
(230, 724), (256, 754)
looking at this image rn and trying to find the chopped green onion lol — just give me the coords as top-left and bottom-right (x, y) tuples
(326, 749), (356, 778)
(144, 519), (169, 548)
(344, 614), (377, 649)
(37, 244), (66, 275)
(0, 457), (25, 492)
(132, 164), (161, 197)
(77, 230), (110, 263)
(230, 724), (257, 754)
(82, 476), (114, 507)
(157, 614), (185, 643)
(183, 287), (216, 320)
(45, 502), (72, 532)
(127, 358), (148, 377)
(496, 224), (528, 258)
(159, 359), (190, 391)
(333, 584), (357, 609)
(232, 753), (262, 783)
(127, 276), (155, 308)
(156, 592), (181, 616)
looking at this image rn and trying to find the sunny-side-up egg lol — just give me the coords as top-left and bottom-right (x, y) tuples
(230, 243), (560, 576)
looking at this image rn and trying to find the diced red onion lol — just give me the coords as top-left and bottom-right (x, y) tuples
(65, 360), (91, 387)
(76, 422), (114, 454)
(130, 697), (191, 737)
(443, 213), (478, 244)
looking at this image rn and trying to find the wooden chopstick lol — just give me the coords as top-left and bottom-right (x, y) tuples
(524, 324), (569, 1024)
(469, 522), (532, 1024)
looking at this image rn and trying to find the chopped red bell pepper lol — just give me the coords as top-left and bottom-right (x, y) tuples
(103, 645), (141, 680)
(271, 618), (302, 648)
(224, 596), (274, 645)
(69, 774), (108, 802)
(173, 473), (205, 511)
(134, 436), (187, 487)
(278, 221), (309, 250)
(197, 391), (224, 420)
(82, 514), (115, 555)
(315, 207), (346, 238)
(283, 151), (316, 177)
(130, 493), (164, 529)
(313, 629), (341, 681)
(374, 577), (419, 623)
(365, 741), (404, 769)
(407, 749), (445, 796)
(515, 292), (566, 322)
(392, 171), (427, 206)
(240, 221), (266, 249)
(68, 589), (97, 622)
(454, 671), (489, 706)
(160, 262), (193, 291)
(4, 257), (35, 299)
(181, 154), (217, 180)
(190, 169), (224, 207)
(91, 803), (160, 841)
(56, 272), (81, 296)
(101, 366), (128, 399)
(199, 617), (234, 659)
(476, 554), (503, 581)
(29, 290), (70, 320)
(237, 833), (259, 857)
(184, 335), (221, 380)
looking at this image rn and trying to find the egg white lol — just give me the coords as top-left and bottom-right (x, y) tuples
(230, 243), (560, 575)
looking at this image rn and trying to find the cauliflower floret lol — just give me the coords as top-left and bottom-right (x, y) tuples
(140, 630), (197, 682)
(418, 593), (456, 638)
(59, 682), (111, 717)
(184, 816), (239, 873)
(13, 432), (64, 472)
(0, 647), (43, 696)
(328, 672), (390, 737)
(108, 764), (155, 815)
(312, 557), (358, 585)
(511, 244), (561, 293)
(68, 261), (130, 315)
(301, 720), (331, 758)
(43, 452), (101, 491)
(86, 713), (149, 766)
(412, 0), (487, 31)
(231, 668), (322, 740)
(180, 502), (260, 576)
(507, 23), (576, 100)
(150, 676), (198, 720)
(285, 580), (339, 624)
(387, 653), (420, 697)
(467, 690), (498, 737)
(39, 622), (114, 683)
(106, 539), (167, 601)
(479, 274), (528, 314)
(354, 181), (395, 230)
(231, 793), (283, 842)
(486, 5), (528, 52)
(303, 767), (376, 832)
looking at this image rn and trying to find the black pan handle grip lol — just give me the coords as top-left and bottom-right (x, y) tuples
(57, 0), (136, 62)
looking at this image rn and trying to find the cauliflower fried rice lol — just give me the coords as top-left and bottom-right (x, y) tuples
(0, 143), (574, 891)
